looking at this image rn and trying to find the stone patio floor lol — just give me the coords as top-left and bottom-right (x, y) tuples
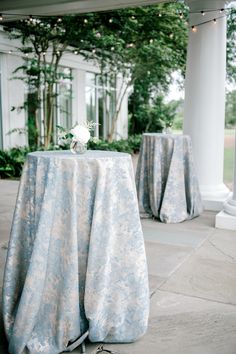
(0, 179), (236, 354)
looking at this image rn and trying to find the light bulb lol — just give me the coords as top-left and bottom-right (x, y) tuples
(201, 10), (205, 16)
(191, 25), (197, 32)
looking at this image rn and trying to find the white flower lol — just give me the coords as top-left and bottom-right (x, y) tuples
(71, 125), (90, 144)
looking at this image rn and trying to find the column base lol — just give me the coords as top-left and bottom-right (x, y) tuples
(215, 210), (236, 231)
(200, 183), (230, 211)
(223, 195), (236, 216)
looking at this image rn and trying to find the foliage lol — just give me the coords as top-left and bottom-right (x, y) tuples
(4, 2), (188, 144)
(0, 147), (30, 178)
(227, 8), (236, 84)
(88, 134), (142, 154)
(225, 89), (236, 127)
(96, 3), (188, 138)
(129, 95), (181, 134)
(0, 135), (143, 178)
(4, 18), (77, 148)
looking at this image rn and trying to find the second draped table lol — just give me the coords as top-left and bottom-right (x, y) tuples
(3, 150), (149, 354)
(135, 133), (203, 223)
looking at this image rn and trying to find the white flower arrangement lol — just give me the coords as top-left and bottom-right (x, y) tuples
(57, 121), (98, 153)
(57, 121), (98, 145)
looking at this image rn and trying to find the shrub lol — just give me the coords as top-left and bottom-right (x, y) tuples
(0, 147), (30, 178)
(0, 136), (143, 179)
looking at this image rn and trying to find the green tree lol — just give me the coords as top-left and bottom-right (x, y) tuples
(227, 7), (236, 84)
(225, 90), (236, 127)
(5, 2), (188, 145)
(91, 3), (188, 137)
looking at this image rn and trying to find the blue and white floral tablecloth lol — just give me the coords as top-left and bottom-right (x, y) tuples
(3, 150), (149, 354)
(135, 133), (203, 223)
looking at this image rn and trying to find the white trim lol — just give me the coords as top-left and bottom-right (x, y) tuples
(0, 53), (10, 148)
(0, 0), (167, 16)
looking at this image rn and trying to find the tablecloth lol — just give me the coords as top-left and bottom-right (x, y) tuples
(135, 133), (203, 223)
(3, 150), (149, 354)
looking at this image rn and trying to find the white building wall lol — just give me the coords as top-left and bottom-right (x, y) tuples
(0, 53), (26, 149)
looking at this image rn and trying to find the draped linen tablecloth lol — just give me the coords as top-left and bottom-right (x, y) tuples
(3, 150), (149, 354)
(136, 133), (203, 223)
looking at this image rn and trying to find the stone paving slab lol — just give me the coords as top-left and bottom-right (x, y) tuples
(77, 290), (236, 354)
(145, 241), (193, 278)
(161, 230), (236, 306)
(142, 219), (213, 248)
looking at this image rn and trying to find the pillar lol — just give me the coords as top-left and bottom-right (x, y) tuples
(184, 0), (231, 210)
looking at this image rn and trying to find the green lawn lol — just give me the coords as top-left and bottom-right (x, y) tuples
(174, 129), (235, 188)
(224, 147), (234, 184)
(224, 129), (235, 189)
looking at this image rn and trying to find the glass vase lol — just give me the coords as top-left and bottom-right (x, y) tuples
(70, 141), (87, 154)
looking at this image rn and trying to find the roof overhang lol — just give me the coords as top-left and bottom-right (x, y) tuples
(0, 0), (170, 16)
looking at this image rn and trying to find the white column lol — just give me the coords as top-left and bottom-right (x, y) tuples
(216, 129), (236, 230)
(184, 0), (230, 211)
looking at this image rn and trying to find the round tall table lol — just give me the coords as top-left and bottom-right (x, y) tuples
(135, 133), (203, 223)
(3, 150), (149, 354)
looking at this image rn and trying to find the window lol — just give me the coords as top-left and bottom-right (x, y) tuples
(55, 67), (73, 131)
(86, 72), (116, 139)
(26, 66), (73, 146)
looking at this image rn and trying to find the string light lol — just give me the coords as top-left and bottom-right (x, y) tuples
(0, 6), (231, 41)
(73, 49), (78, 55)
(8, 50), (12, 54)
(191, 13), (226, 32)
(92, 48), (96, 53)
